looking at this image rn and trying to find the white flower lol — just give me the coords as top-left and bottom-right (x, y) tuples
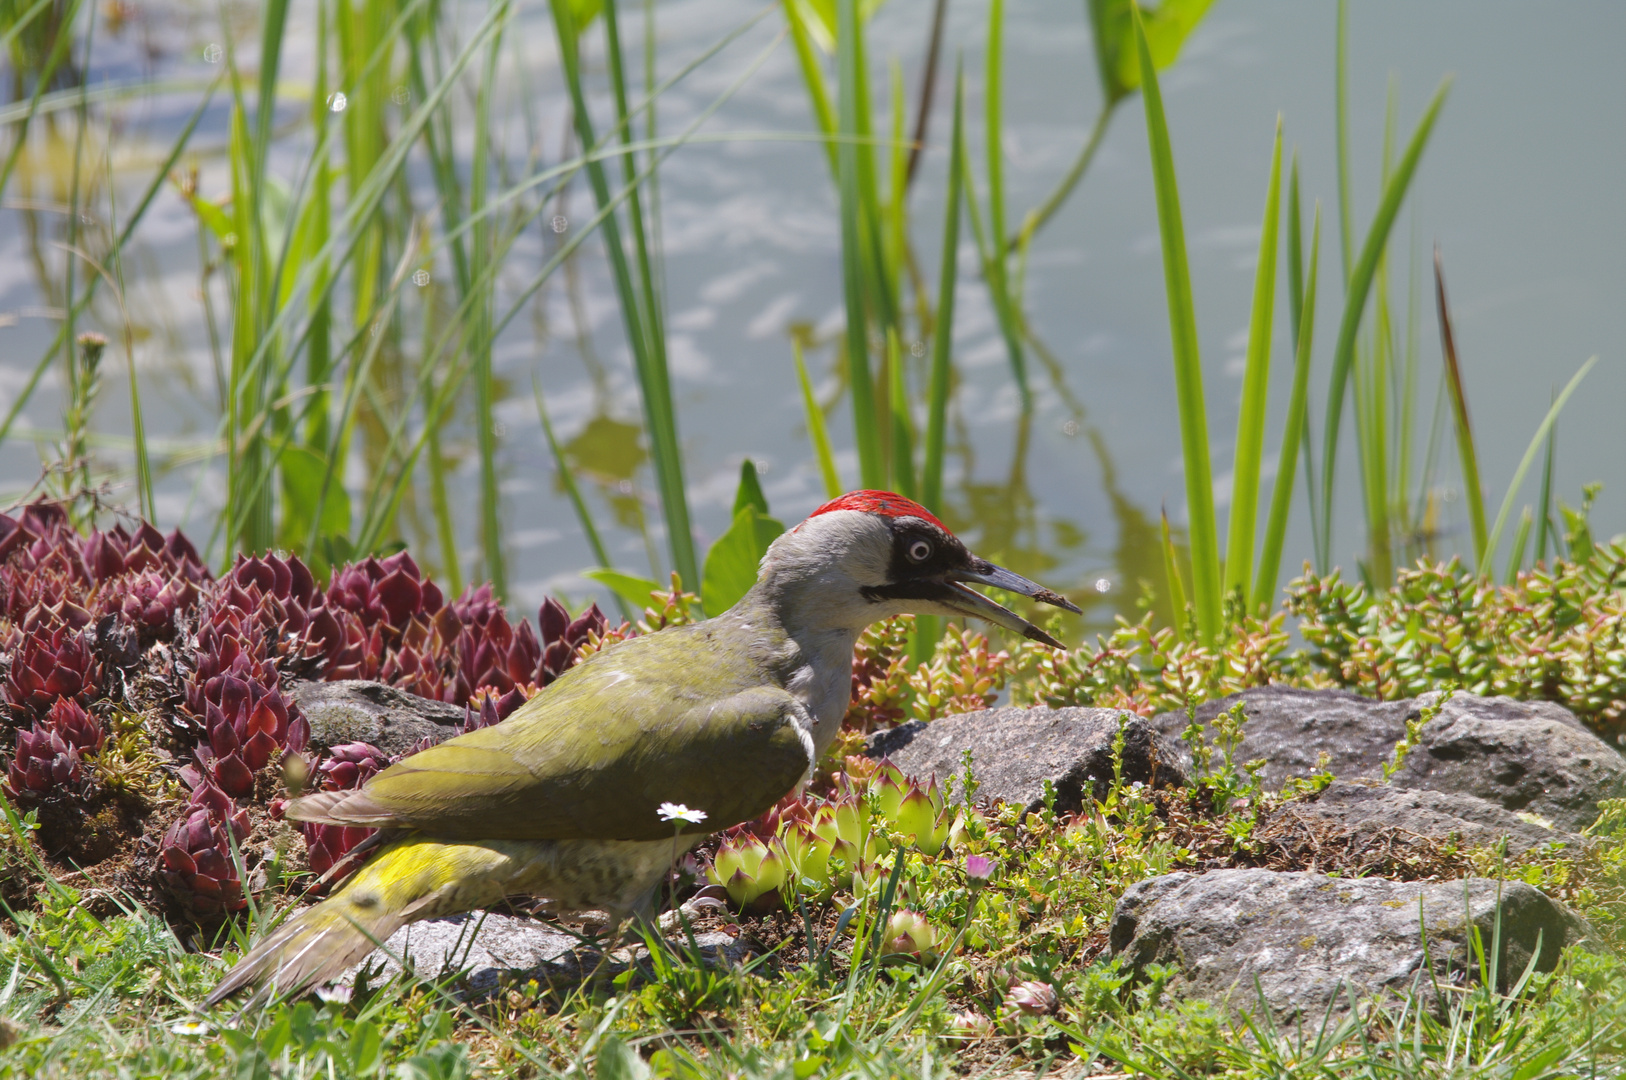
(169, 1019), (212, 1036)
(657, 802), (708, 825)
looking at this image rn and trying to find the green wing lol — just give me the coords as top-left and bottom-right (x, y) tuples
(296, 625), (812, 842)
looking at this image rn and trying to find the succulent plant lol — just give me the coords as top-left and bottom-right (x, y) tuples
(710, 833), (787, 909)
(4, 616), (102, 713)
(182, 676), (308, 799)
(879, 909), (943, 960)
(158, 781), (251, 913)
(326, 551), (445, 637)
(5, 697), (105, 797)
(217, 553), (344, 667)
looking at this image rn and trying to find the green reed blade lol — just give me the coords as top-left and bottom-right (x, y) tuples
(981, 0), (1029, 406)
(1134, 4), (1220, 644)
(102, 166), (153, 521)
(1535, 394), (1558, 564)
(1505, 507), (1532, 586)
(356, 20), (783, 555)
(472, 28), (506, 597)
(885, 329), (916, 499)
(1285, 153), (1322, 568)
(1334, 0), (1353, 286)
(793, 339), (843, 500)
(1222, 117), (1282, 605)
(784, 0), (839, 177)
(1254, 204), (1321, 612)
(836, 0), (881, 488)
(553, 0), (696, 590)
(1432, 246), (1487, 565)
(1161, 508), (1189, 643)
(1317, 76), (1450, 570)
(1479, 356), (1597, 578)
(921, 69), (965, 516)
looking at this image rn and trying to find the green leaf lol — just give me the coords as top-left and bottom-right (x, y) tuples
(584, 568), (664, 615)
(1090, 0), (1215, 105)
(278, 445), (351, 551)
(733, 458), (770, 517)
(702, 504), (786, 617)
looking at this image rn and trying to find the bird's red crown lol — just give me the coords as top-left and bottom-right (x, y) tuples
(807, 490), (949, 534)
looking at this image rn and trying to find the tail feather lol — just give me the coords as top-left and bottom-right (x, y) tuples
(206, 837), (514, 1007)
(204, 896), (400, 1008)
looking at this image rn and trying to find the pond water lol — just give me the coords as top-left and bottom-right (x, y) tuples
(1, 0), (1621, 631)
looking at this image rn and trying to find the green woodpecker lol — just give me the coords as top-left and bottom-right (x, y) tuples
(206, 490), (1078, 1004)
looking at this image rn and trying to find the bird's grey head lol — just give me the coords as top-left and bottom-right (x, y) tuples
(757, 490), (1080, 647)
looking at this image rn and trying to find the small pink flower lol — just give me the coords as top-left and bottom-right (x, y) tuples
(965, 855), (996, 883)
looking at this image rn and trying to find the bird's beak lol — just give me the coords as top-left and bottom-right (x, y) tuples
(937, 559), (1081, 649)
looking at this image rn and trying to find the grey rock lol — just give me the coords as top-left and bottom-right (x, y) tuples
(1271, 781), (1580, 858)
(342, 912), (747, 995)
(1151, 687), (1625, 831)
(291, 680), (466, 758)
(1396, 693), (1624, 833)
(1110, 869), (1592, 1021)
(865, 706), (1187, 815)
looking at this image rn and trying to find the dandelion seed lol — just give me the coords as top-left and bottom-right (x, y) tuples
(658, 802), (707, 825)
(550, 215), (569, 234)
(203, 44), (222, 64)
(412, 269), (430, 287)
(1094, 577), (1112, 594)
(391, 85), (410, 106)
(328, 91), (348, 113)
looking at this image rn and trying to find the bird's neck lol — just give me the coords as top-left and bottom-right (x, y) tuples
(722, 581), (867, 760)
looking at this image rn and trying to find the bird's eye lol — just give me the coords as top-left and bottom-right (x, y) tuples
(907, 539), (933, 563)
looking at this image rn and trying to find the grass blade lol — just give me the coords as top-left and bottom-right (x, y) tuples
(793, 338), (844, 500)
(1433, 245), (1487, 565)
(1317, 76), (1451, 570)
(1479, 355), (1598, 577)
(1255, 204), (1321, 612)
(1222, 116), (1283, 604)
(921, 69), (965, 515)
(1134, 4), (1221, 644)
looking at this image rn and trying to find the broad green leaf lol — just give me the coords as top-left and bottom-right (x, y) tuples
(702, 504), (786, 617)
(278, 445), (351, 552)
(584, 568), (664, 615)
(733, 458), (771, 517)
(1090, 0), (1215, 104)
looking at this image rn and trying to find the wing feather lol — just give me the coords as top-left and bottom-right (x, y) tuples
(286, 625), (812, 841)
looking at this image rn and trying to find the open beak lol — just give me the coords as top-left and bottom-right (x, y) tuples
(938, 559), (1082, 649)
